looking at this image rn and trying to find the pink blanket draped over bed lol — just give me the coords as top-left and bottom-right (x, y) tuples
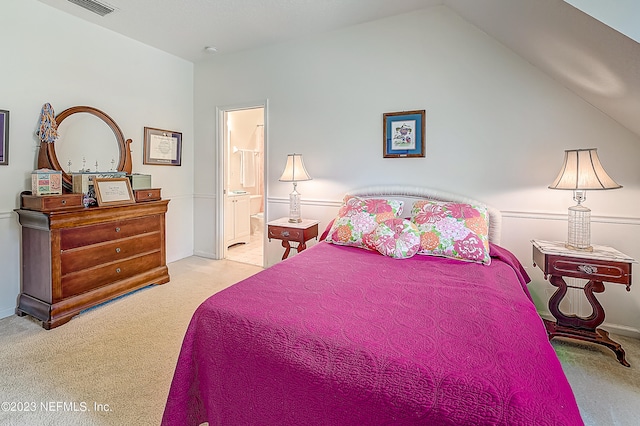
(162, 242), (583, 425)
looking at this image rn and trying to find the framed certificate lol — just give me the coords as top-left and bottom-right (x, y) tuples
(94, 178), (135, 206)
(143, 127), (182, 166)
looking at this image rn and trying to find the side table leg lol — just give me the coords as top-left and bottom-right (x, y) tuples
(281, 240), (291, 260)
(596, 329), (630, 367)
(548, 276), (605, 330)
(546, 276), (629, 367)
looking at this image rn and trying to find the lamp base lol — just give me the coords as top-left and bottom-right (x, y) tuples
(288, 184), (302, 223)
(564, 243), (593, 252)
(567, 203), (591, 252)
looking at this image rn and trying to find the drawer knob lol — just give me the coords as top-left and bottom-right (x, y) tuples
(148, 192), (152, 197)
(115, 227), (120, 232)
(116, 268), (121, 273)
(115, 247), (121, 253)
(61, 200), (66, 205)
(282, 231), (290, 237)
(578, 264), (598, 274)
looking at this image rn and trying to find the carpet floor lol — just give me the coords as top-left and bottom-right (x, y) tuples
(0, 256), (638, 425)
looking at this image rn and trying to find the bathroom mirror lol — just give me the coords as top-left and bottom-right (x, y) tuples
(37, 106), (132, 191)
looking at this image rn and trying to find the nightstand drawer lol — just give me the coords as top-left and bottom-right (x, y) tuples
(547, 255), (631, 285)
(268, 226), (303, 241)
(267, 218), (319, 260)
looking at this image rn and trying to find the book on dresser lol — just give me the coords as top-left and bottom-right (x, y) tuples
(15, 195), (170, 329)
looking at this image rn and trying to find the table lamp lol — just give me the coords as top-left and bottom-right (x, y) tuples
(548, 148), (621, 251)
(279, 154), (312, 223)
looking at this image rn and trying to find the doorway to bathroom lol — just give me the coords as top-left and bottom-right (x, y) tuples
(222, 106), (265, 267)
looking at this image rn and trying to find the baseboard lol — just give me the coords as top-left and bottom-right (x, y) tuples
(193, 250), (218, 259)
(0, 306), (16, 320)
(538, 312), (640, 339)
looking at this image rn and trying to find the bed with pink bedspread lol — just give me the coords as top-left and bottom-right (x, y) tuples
(162, 188), (583, 426)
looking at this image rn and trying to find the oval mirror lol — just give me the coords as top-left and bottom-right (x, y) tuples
(38, 106), (132, 191)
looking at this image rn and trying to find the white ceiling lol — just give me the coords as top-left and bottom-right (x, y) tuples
(36, 0), (640, 139)
(564, 0), (640, 44)
(36, 0), (443, 62)
(447, 0), (640, 139)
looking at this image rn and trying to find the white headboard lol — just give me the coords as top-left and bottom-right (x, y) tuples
(349, 185), (502, 244)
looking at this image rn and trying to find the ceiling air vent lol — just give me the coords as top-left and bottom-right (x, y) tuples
(66, 0), (115, 17)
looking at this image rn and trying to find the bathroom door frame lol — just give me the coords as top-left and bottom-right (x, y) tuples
(215, 100), (268, 266)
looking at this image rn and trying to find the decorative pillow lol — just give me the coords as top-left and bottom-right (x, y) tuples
(372, 218), (421, 259)
(411, 200), (491, 265)
(325, 195), (404, 249)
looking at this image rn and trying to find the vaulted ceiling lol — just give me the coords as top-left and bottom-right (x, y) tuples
(36, 0), (640, 138)
(37, 0), (443, 61)
(447, 0), (640, 140)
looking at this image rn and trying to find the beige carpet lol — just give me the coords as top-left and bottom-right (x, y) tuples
(0, 256), (638, 425)
(552, 335), (640, 425)
(0, 257), (262, 426)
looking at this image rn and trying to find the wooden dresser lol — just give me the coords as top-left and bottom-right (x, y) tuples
(15, 200), (170, 329)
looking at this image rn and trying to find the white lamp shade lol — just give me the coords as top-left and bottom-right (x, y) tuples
(279, 154), (312, 182)
(549, 148), (621, 251)
(549, 148), (621, 190)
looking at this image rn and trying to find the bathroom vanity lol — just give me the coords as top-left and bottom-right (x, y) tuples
(225, 192), (251, 247)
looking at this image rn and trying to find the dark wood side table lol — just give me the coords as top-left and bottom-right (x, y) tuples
(268, 218), (319, 260)
(532, 239), (635, 367)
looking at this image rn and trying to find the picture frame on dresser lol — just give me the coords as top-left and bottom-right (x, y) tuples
(0, 109), (9, 165)
(94, 177), (135, 206)
(143, 126), (182, 166)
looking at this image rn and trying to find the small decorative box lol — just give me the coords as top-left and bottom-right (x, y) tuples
(21, 192), (83, 211)
(127, 174), (152, 190)
(71, 172), (126, 195)
(134, 188), (161, 202)
(31, 169), (62, 195)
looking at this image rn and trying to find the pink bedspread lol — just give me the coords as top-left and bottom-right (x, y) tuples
(163, 243), (583, 425)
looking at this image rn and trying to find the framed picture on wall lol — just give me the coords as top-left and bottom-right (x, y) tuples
(0, 109), (9, 165)
(383, 110), (425, 158)
(143, 127), (182, 166)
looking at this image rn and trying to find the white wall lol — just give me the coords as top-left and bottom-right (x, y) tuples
(0, 0), (194, 319)
(194, 6), (640, 335)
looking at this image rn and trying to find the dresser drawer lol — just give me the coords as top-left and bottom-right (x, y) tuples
(547, 255), (631, 285)
(60, 232), (161, 275)
(61, 251), (163, 298)
(60, 215), (161, 250)
(268, 226), (304, 242)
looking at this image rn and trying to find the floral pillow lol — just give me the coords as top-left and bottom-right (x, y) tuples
(325, 195), (404, 249)
(411, 200), (491, 265)
(372, 218), (421, 259)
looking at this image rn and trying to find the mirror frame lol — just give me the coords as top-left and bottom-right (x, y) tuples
(37, 105), (133, 191)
